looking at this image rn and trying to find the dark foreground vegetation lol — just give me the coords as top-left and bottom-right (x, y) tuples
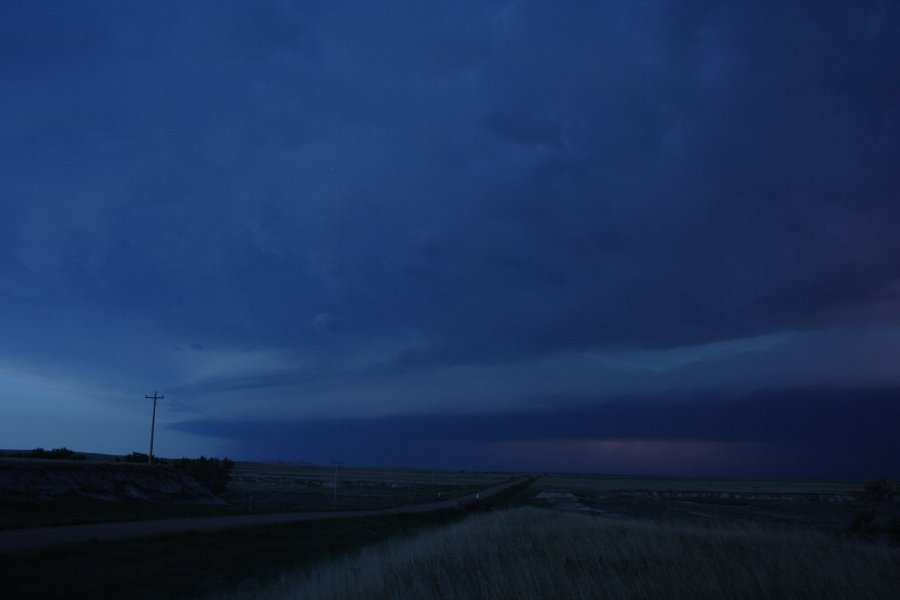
(212, 477), (900, 599)
(0, 457), (506, 530)
(0, 455), (234, 529)
(2, 467), (896, 599)
(7, 447), (86, 461)
(122, 453), (235, 494)
(225, 507), (900, 600)
(1, 508), (469, 599)
(0, 497), (241, 531)
(0, 475), (526, 599)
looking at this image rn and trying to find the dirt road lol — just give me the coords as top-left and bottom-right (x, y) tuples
(0, 477), (527, 553)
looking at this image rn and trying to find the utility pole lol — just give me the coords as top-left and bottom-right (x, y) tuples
(145, 391), (164, 463)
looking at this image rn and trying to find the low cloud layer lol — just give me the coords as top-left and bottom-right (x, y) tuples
(171, 387), (900, 476)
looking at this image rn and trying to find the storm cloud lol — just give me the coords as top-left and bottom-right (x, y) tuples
(2, 1), (898, 475)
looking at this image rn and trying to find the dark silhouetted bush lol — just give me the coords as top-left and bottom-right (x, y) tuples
(172, 456), (234, 493)
(123, 451), (150, 463)
(18, 447), (86, 460)
(121, 452), (232, 492)
(122, 451), (170, 464)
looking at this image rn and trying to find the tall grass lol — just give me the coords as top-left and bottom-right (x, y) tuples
(224, 508), (900, 600)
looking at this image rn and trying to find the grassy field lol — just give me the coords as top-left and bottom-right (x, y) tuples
(1, 510), (469, 599)
(222, 462), (509, 512)
(533, 473), (868, 494)
(222, 507), (900, 600)
(0, 460), (511, 529)
(526, 475), (900, 533)
(3, 468), (897, 599)
(0, 497), (244, 530)
(0, 480), (532, 599)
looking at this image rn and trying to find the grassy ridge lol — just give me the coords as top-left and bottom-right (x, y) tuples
(229, 508), (900, 600)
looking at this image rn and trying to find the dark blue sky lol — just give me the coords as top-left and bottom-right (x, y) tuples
(2, 1), (898, 477)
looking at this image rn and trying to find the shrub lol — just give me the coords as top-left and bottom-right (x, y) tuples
(172, 456), (235, 494)
(23, 447), (86, 460)
(122, 451), (170, 464)
(123, 451), (150, 463)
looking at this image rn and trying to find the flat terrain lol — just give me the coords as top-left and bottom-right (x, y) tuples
(0, 478), (525, 552)
(0, 458), (510, 529)
(1, 477), (531, 600)
(232, 507), (900, 600)
(2, 464), (897, 599)
(526, 474), (900, 533)
(222, 462), (510, 512)
(534, 473), (866, 494)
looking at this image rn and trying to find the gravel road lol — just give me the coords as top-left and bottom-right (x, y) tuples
(0, 478), (527, 553)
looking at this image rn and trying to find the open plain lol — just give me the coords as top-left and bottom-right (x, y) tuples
(1, 458), (897, 599)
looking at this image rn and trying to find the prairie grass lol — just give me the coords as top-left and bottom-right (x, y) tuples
(225, 508), (900, 600)
(222, 463), (510, 512)
(3, 510), (466, 599)
(534, 474), (868, 494)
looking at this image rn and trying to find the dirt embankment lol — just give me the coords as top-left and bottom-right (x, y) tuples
(0, 459), (223, 504)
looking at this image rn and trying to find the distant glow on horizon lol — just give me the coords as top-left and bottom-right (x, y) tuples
(484, 439), (785, 476)
(0, 365), (226, 458)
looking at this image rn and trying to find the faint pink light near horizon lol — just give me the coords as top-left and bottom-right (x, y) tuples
(484, 438), (782, 476)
